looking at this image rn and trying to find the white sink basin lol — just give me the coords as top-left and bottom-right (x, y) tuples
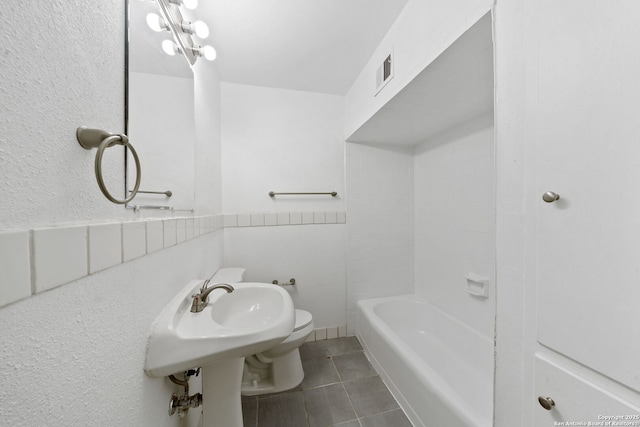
(144, 281), (295, 378)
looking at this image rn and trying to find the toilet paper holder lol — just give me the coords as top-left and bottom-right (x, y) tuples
(272, 278), (296, 286)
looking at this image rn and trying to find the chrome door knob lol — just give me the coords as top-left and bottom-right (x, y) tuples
(538, 396), (555, 410)
(542, 191), (560, 203)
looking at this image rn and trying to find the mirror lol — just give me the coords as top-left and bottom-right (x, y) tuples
(125, 0), (196, 211)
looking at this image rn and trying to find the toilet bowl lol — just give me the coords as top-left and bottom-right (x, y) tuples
(241, 309), (314, 396)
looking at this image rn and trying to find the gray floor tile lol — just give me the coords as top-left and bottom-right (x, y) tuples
(324, 337), (362, 356)
(343, 376), (399, 418)
(359, 409), (412, 427)
(257, 383), (302, 399)
(303, 383), (357, 427)
(241, 395), (258, 427)
(300, 340), (331, 361)
(256, 391), (308, 427)
(242, 337), (408, 427)
(331, 421), (361, 427)
(301, 356), (340, 389)
(332, 351), (376, 381)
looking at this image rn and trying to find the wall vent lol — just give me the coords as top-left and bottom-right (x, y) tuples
(375, 51), (393, 95)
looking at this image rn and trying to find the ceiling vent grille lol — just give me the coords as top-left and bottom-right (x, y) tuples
(375, 51), (393, 95)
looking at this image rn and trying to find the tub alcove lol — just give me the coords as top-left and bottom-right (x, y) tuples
(346, 12), (495, 427)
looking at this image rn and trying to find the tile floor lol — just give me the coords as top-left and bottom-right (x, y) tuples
(241, 337), (413, 427)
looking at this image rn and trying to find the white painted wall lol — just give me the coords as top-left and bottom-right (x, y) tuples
(344, 0), (494, 139)
(220, 83), (347, 330)
(221, 82), (345, 213)
(224, 225), (346, 329)
(345, 143), (414, 333)
(414, 113), (495, 338)
(0, 1), (224, 426)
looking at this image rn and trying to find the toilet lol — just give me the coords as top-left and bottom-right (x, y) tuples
(241, 308), (314, 395)
(209, 268), (314, 396)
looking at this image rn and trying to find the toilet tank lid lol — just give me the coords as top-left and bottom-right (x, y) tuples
(294, 309), (313, 331)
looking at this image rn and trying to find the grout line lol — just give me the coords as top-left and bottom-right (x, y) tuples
(28, 229), (35, 295)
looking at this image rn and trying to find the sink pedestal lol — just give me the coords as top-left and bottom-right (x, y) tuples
(201, 358), (245, 427)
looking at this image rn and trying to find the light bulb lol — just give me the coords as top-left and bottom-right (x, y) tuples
(162, 40), (179, 56)
(201, 45), (216, 61)
(192, 21), (209, 39)
(146, 13), (168, 32)
(170, 0), (197, 10)
(183, 0), (198, 10)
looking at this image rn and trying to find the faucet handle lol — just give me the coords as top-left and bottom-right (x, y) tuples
(200, 279), (211, 292)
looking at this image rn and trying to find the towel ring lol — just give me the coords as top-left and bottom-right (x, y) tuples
(77, 126), (141, 204)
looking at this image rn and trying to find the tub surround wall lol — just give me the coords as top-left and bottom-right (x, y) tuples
(345, 143), (414, 333)
(414, 113), (495, 338)
(221, 83), (348, 330)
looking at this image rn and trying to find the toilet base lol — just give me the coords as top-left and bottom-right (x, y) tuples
(241, 349), (305, 396)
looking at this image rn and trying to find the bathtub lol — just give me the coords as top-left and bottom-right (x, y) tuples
(356, 295), (493, 427)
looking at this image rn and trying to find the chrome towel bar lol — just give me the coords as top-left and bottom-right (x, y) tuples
(129, 189), (173, 197)
(269, 191), (337, 197)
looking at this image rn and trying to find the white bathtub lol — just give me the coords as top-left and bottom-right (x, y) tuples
(356, 295), (493, 427)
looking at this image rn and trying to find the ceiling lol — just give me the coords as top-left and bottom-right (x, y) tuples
(346, 13), (494, 146)
(130, 0), (410, 95)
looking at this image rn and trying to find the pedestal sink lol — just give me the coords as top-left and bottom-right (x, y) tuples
(144, 280), (295, 427)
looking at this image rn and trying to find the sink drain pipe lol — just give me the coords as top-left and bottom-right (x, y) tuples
(168, 370), (202, 418)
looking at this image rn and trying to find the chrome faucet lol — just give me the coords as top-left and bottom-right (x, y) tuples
(190, 280), (234, 313)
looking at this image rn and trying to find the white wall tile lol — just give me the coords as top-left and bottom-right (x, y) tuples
(277, 212), (290, 225)
(199, 216), (208, 234)
(305, 330), (316, 342)
(250, 213), (265, 226)
(237, 214), (251, 227)
(146, 220), (164, 253)
(289, 212), (302, 225)
(325, 212), (337, 224)
(326, 326), (338, 339)
(337, 212), (346, 224)
(163, 220), (177, 247)
(313, 212), (326, 224)
(338, 325), (347, 337)
(0, 231), (31, 307)
(302, 212), (314, 224)
(224, 214), (238, 227)
(315, 328), (327, 340)
(89, 223), (122, 274)
(33, 226), (87, 293)
(185, 218), (194, 240)
(122, 222), (146, 262)
(176, 219), (186, 243)
(264, 213), (277, 226)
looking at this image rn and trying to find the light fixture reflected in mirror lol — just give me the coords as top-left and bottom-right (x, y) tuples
(152, 0), (215, 65)
(161, 40), (216, 62)
(193, 45), (216, 61)
(181, 20), (209, 39)
(146, 13), (168, 32)
(169, 0), (198, 11)
(161, 40), (179, 56)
